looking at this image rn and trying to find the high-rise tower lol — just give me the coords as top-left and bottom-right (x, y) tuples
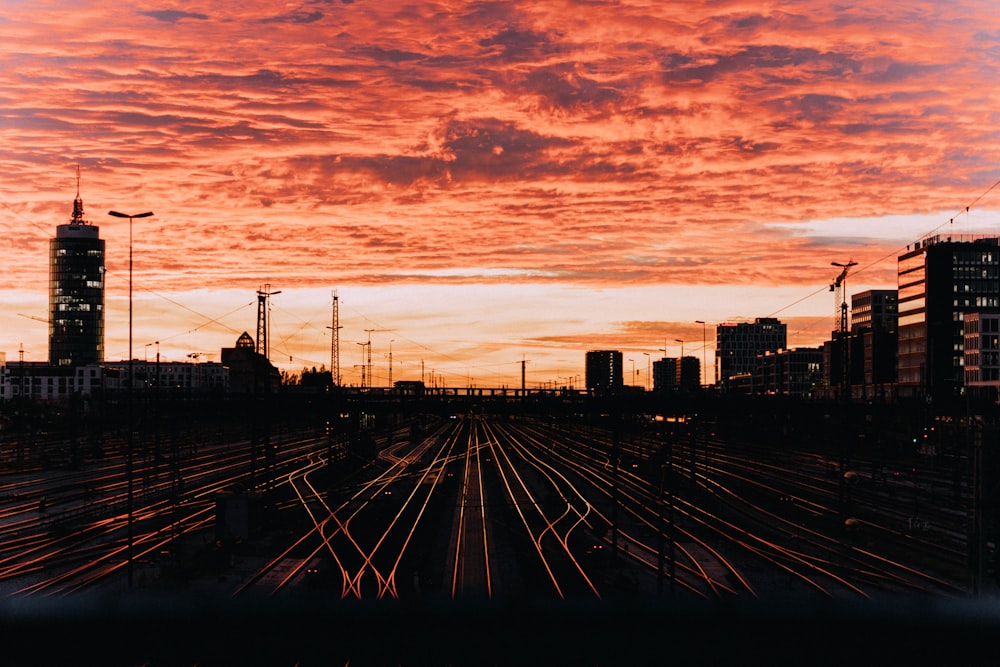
(585, 349), (623, 393)
(897, 234), (1000, 400)
(49, 171), (105, 366)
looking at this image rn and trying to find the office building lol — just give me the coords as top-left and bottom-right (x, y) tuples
(585, 350), (623, 394)
(49, 186), (105, 366)
(652, 357), (677, 392)
(897, 235), (1000, 399)
(851, 289), (898, 395)
(757, 347), (823, 397)
(651, 356), (700, 392)
(851, 290), (898, 333)
(716, 318), (786, 390)
(964, 312), (1000, 392)
(678, 356), (701, 391)
(0, 360), (104, 401)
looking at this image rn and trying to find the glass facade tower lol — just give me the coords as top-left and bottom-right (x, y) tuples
(49, 191), (105, 366)
(716, 317), (786, 389)
(897, 235), (1000, 399)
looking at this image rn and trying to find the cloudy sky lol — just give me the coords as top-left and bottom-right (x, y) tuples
(2, 1), (999, 388)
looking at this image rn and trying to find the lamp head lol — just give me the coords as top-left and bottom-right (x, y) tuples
(108, 210), (153, 218)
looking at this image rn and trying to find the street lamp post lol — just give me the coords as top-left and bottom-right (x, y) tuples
(144, 342), (153, 388)
(628, 358), (635, 387)
(643, 352), (651, 392)
(695, 321), (707, 387)
(108, 209), (153, 590)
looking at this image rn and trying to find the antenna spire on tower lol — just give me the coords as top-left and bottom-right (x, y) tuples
(71, 164), (88, 225)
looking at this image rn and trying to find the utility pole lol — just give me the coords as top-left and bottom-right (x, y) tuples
(253, 283), (280, 496)
(385, 339), (394, 388)
(108, 207), (154, 590)
(362, 328), (394, 388)
(695, 320), (708, 387)
(520, 355), (530, 397)
(328, 290), (341, 386)
(365, 330), (375, 387)
(643, 352), (651, 392)
(17, 344), (24, 468)
(357, 341), (369, 390)
(256, 284), (281, 365)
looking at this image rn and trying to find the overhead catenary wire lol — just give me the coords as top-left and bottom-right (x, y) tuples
(766, 176), (1000, 324)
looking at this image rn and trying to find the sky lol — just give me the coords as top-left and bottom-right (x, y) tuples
(2, 1), (1000, 389)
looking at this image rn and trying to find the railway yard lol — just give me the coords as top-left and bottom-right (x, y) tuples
(1, 405), (998, 664)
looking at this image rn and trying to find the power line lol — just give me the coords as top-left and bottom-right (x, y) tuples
(768, 176), (1000, 322)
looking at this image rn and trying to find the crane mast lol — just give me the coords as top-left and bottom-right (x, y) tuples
(830, 260), (857, 335)
(830, 259), (857, 400)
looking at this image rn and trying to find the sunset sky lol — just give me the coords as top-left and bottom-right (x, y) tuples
(2, 1), (1000, 389)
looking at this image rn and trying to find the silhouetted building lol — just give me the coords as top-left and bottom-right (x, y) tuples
(585, 350), (623, 393)
(49, 187), (104, 366)
(898, 235), (1000, 400)
(0, 359), (227, 401)
(651, 356), (699, 391)
(652, 357), (676, 392)
(851, 289), (898, 333)
(716, 318), (786, 390)
(757, 347), (823, 397)
(726, 372), (754, 394)
(679, 356), (701, 391)
(221, 331), (280, 393)
(0, 360), (103, 401)
(851, 289), (898, 398)
(102, 360), (227, 393)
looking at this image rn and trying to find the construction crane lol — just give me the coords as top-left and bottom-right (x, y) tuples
(830, 259), (857, 335)
(17, 313), (48, 324)
(831, 259), (857, 401)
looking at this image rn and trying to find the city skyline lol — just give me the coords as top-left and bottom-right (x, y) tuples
(2, 1), (1000, 387)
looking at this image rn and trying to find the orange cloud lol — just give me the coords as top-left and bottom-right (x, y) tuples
(1, 1), (999, 384)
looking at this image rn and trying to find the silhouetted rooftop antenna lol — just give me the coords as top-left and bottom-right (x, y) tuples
(71, 164), (88, 225)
